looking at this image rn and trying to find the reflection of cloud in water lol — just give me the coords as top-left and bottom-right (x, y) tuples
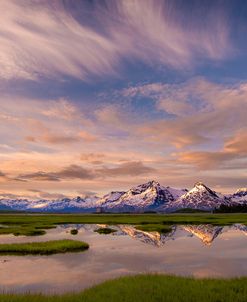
(0, 223), (246, 294)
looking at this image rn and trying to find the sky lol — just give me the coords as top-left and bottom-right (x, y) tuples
(0, 0), (246, 200)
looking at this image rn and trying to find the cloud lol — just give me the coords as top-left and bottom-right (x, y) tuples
(40, 99), (78, 121)
(0, 1), (119, 81)
(25, 118), (97, 145)
(0, 170), (26, 183)
(96, 161), (156, 177)
(176, 129), (247, 169)
(132, 78), (247, 148)
(28, 189), (68, 200)
(0, 0), (231, 81)
(76, 191), (98, 198)
(80, 153), (105, 165)
(16, 161), (155, 183)
(18, 164), (95, 182)
(78, 131), (97, 143)
(224, 129), (247, 154)
(55, 165), (95, 180)
(105, 0), (231, 68)
(18, 172), (60, 182)
(80, 153), (105, 161)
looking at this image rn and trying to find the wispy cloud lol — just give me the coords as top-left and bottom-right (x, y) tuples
(122, 78), (247, 148)
(0, 0), (232, 81)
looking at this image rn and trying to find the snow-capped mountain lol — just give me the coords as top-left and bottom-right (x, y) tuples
(0, 181), (246, 213)
(228, 188), (247, 204)
(160, 182), (228, 212)
(0, 196), (99, 212)
(97, 181), (187, 212)
(96, 191), (125, 207)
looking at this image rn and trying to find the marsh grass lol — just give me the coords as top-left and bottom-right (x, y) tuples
(135, 224), (172, 233)
(0, 223), (57, 236)
(0, 213), (246, 237)
(0, 213), (246, 226)
(0, 274), (246, 302)
(94, 227), (117, 234)
(0, 226), (46, 236)
(0, 239), (89, 255)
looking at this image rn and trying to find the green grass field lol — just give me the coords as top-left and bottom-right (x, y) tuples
(0, 274), (246, 302)
(0, 239), (89, 255)
(0, 213), (246, 236)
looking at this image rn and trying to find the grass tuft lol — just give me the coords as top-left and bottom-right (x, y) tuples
(0, 239), (89, 255)
(0, 226), (46, 236)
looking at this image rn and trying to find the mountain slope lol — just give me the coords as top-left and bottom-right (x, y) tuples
(160, 182), (228, 212)
(229, 188), (247, 204)
(1, 181), (246, 213)
(99, 181), (186, 212)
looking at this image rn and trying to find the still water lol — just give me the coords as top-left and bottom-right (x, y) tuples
(0, 224), (246, 294)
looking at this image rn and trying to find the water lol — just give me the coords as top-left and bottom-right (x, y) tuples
(0, 223), (246, 294)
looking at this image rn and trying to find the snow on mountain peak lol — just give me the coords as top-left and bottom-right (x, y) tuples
(1, 181), (246, 213)
(192, 182), (218, 197)
(159, 182), (226, 212)
(95, 180), (185, 212)
(234, 188), (247, 196)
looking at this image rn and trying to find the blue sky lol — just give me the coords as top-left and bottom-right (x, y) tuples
(0, 0), (246, 199)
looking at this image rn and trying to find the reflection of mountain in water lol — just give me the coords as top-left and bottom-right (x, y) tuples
(115, 225), (177, 247)
(58, 223), (246, 247)
(231, 224), (247, 236)
(59, 224), (109, 232)
(182, 225), (223, 246)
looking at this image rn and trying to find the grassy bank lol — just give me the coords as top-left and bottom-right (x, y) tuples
(0, 274), (247, 302)
(0, 239), (89, 255)
(0, 213), (246, 226)
(0, 213), (246, 236)
(0, 225), (46, 236)
(0, 223), (56, 236)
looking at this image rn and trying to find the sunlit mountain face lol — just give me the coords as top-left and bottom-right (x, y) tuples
(0, 0), (246, 200)
(0, 181), (246, 212)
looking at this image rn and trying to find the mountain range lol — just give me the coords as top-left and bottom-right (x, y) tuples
(0, 181), (246, 213)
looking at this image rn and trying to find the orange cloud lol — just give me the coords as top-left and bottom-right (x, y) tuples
(176, 129), (247, 169)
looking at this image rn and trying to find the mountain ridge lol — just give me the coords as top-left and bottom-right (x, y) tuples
(0, 181), (246, 213)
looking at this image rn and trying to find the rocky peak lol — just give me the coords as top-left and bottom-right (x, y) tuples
(129, 180), (161, 195)
(234, 188), (247, 197)
(192, 182), (218, 197)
